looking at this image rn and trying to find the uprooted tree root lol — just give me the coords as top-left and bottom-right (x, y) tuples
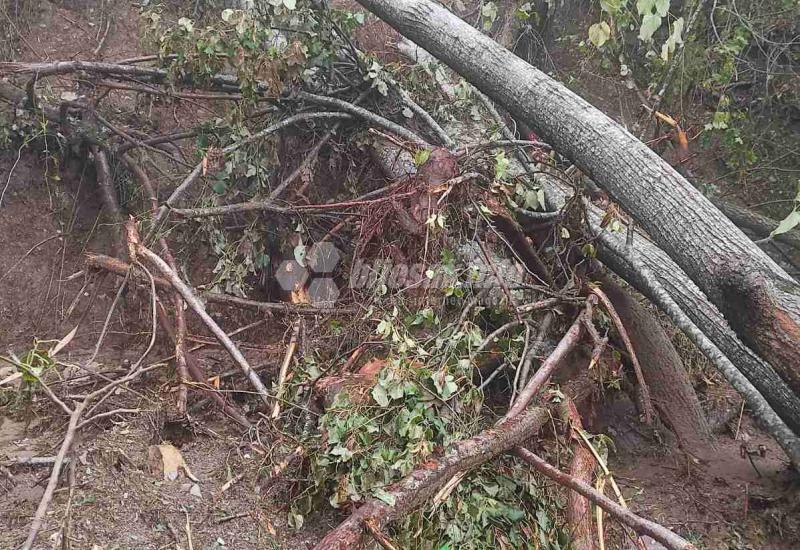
(0, 2), (796, 548)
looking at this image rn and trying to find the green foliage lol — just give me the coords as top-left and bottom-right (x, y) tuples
(584, 0), (798, 193)
(14, 341), (56, 386)
(588, 21), (611, 48)
(142, 1), (365, 101)
(770, 184), (800, 238)
(481, 2), (499, 31)
(285, 298), (569, 548)
(199, 223), (269, 297)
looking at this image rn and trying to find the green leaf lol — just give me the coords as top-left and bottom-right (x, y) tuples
(283, 0), (297, 9)
(212, 181), (227, 195)
(373, 488), (396, 506)
(372, 384), (390, 407)
(600, 0), (624, 15)
(588, 22), (611, 48)
(654, 0), (670, 17)
(221, 9), (234, 22)
(771, 210), (800, 237)
(639, 13), (662, 41)
(481, 2), (498, 30)
(636, 0), (655, 15)
(660, 17), (684, 61)
(494, 151), (510, 180)
(414, 148), (431, 167)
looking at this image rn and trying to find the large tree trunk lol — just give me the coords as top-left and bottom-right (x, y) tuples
(596, 274), (714, 453)
(354, 0), (800, 402)
(538, 177), (800, 454)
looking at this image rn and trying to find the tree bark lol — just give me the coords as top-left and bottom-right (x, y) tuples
(540, 178), (800, 455)
(712, 198), (800, 251)
(596, 274), (713, 454)
(566, 445), (597, 550)
(353, 0), (800, 400)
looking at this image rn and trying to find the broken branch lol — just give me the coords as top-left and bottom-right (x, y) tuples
(131, 229), (272, 407)
(514, 447), (695, 550)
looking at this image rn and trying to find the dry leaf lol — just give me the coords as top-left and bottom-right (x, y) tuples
(290, 287), (311, 304)
(147, 443), (198, 482)
(50, 325), (78, 356)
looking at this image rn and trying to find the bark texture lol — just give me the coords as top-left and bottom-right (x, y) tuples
(354, 0), (800, 399)
(713, 198), (800, 251)
(567, 445), (597, 550)
(596, 274), (713, 453)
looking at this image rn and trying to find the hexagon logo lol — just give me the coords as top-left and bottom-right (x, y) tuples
(308, 278), (339, 306)
(275, 259), (310, 292)
(306, 242), (341, 274)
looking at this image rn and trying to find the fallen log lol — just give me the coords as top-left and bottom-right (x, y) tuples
(713, 198), (800, 251)
(383, 19), (775, 451)
(354, 0), (800, 408)
(595, 274), (713, 453)
(524, 172), (800, 463)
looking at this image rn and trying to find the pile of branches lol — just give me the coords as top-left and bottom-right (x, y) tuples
(1, 1), (798, 549)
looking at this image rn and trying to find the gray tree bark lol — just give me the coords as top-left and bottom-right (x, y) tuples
(354, 0), (800, 404)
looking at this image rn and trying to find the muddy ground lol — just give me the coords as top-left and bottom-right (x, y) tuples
(1, 1), (799, 549)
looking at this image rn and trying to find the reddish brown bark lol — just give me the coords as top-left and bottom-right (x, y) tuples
(567, 445), (597, 550)
(596, 275), (712, 453)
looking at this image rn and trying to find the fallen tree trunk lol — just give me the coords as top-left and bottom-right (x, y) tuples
(596, 274), (713, 453)
(537, 178), (800, 463)
(379, 13), (800, 451)
(713, 198), (800, 251)
(354, 0), (800, 400)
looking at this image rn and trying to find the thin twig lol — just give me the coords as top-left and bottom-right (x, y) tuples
(296, 91), (429, 147)
(506, 299), (592, 419)
(130, 224), (271, 407)
(271, 321), (300, 419)
(516, 311), (555, 394)
(20, 401), (85, 550)
(514, 448), (695, 550)
(590, 286), (654, 424)
(364, 519), (401, 550)
(148, 112), (354, 237)
(477, 240), (521, 321)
